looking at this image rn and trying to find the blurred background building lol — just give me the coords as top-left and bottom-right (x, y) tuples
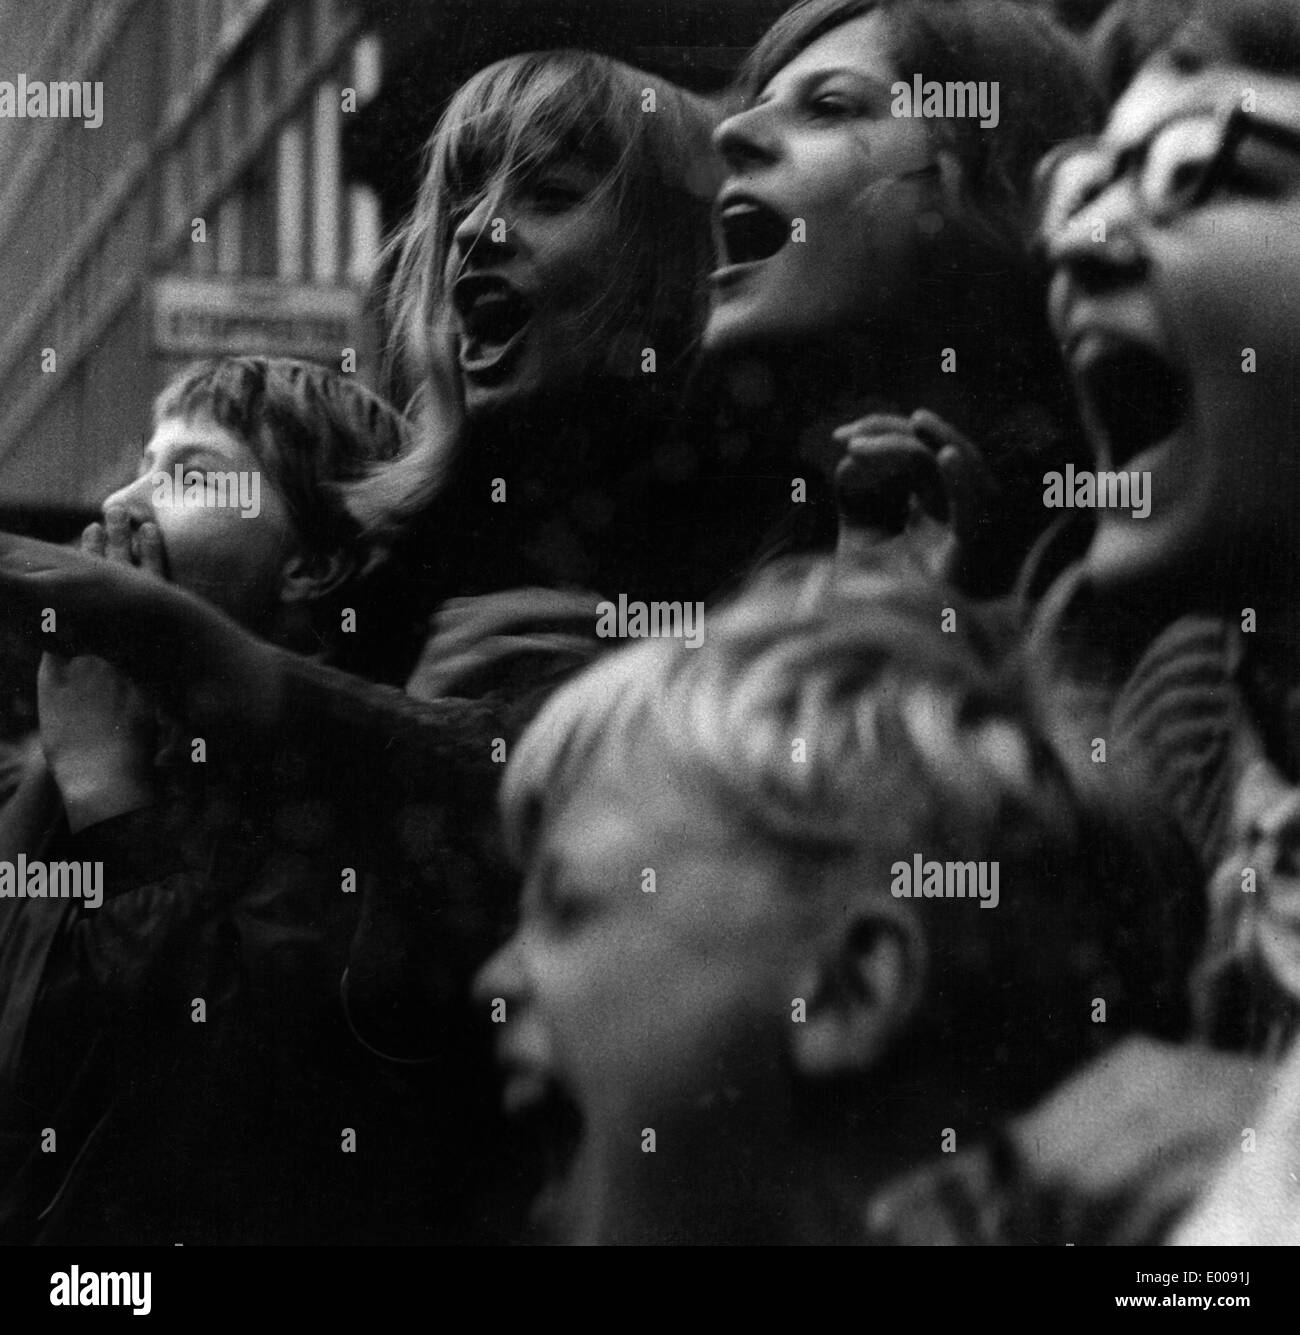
(0, 0), (1101, 534)
(0, 0), (796, 740)
(0, 0), (802, 541)
(0, 0), (1108, 740)
(0, 0), (378, 535)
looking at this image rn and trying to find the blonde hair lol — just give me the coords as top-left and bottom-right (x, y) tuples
(502, 557), (1201, 1111)
(503, 560), (1045, 861)
(348, 50), (721, 537)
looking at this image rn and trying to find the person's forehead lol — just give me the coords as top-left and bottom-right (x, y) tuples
(540, 759), (791, 911)
(547, 770), (723, 873)
(147, 414), (254, 457)
(760, 11), (896, 98)
(1108, 62), (1300, 146)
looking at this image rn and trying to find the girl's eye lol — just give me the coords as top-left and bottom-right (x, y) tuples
(529, 181), (585, 212)
(1153, 157), (1210, 205)
(545, 892), (598, 931)
(536, 873), (601, 931)
(808, 92), (858, 119)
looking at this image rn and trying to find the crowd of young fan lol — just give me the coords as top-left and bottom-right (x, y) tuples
(1, 0), (1298, 1245)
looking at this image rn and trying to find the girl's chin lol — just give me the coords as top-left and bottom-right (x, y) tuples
(705, 293), (865, 363)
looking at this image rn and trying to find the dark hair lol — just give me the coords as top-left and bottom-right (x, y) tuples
(742, 0), (1104, 254)
(156, 356), (410, 562)
(155, 357), (422, 682)
(733, 0), (1105, 595)
(1087, 0), (1196, 105)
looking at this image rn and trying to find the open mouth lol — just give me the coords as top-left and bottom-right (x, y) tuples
(1071, 334), (1192, 469)
(452, 275), (532, 377)
(715, 196), (789, 269)
(504, 1069), (585, 1209)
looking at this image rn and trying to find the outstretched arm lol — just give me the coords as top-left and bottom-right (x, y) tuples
(0, 532), (503, 827)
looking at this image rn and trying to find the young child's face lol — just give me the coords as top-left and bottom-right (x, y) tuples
(474, 749), (816, 1245)
(101, 414), (300, 633)
(1046, 64), (1300, 600)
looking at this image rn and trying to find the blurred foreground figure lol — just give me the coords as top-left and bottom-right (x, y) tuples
(1036, 0), (1300, 1049)
(1171, 1033), (1300, 1245)
(475, 558), (1223, 1244)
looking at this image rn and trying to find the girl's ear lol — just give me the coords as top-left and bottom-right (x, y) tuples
(789, 902), (927, 1080)
(279, 548), (355, 605)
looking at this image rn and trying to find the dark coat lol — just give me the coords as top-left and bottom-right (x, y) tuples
(0, 615), (596, 1244)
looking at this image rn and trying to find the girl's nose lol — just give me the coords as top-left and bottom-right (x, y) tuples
(1041, 172), (1150, 297)
(453, 190), (517, 264)
(713, 100), (781, 173)
(472, 933), (528, 1012)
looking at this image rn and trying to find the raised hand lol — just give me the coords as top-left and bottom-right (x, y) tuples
(38, 651), (159, 832)
(32, 509), (179, 830)
(0, 531), (282, 731)
(90, 502), (167, 577)
(833, 409), (998, 583)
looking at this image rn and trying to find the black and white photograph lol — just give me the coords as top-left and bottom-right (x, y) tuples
(0, 0), (1294, 1296)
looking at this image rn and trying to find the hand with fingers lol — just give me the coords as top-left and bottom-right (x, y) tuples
(96, 502), (167, 577)
(832, 408), (999, 584)
(0, 525), (282, 736)
(37, 508), (171, 831)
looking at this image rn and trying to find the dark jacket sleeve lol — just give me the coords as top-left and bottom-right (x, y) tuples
(0, 627), (599, 1239)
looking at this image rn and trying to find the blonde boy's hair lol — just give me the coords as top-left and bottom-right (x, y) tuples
(503, 557), (1201, 1113)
